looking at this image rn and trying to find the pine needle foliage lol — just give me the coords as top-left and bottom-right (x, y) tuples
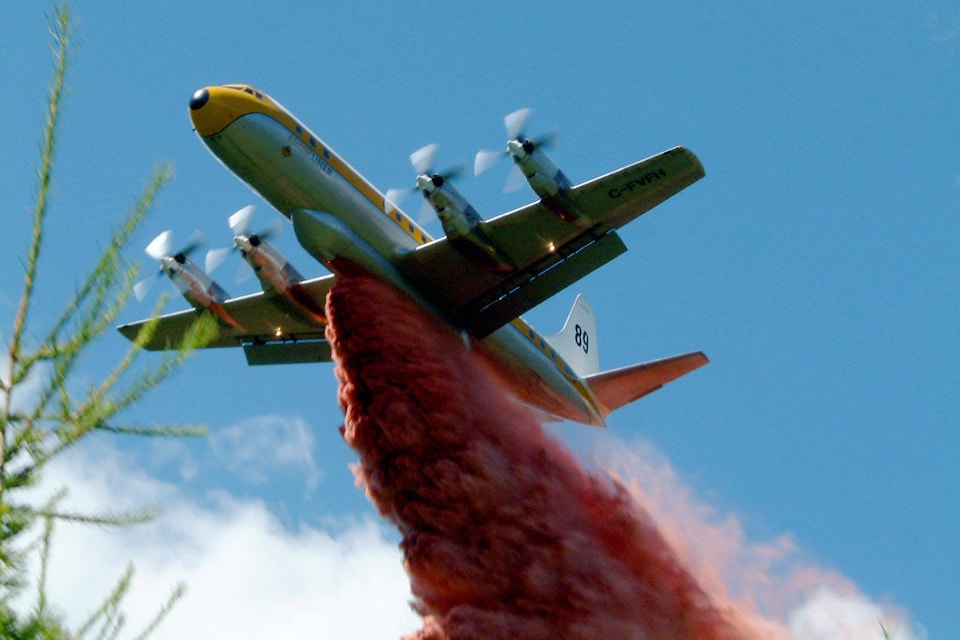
(1, 5), (217, 637)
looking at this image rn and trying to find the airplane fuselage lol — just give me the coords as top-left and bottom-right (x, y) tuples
(189, 85), (604, 424)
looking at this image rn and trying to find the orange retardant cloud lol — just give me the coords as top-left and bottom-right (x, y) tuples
(326, 274), (787, 639)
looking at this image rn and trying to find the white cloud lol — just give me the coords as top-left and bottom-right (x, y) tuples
(789, 586), (927, 640)
(210, 414), (323, 494)
(0, 347), (48, 415)
(24, 443), (421, 639)
(18, 431), (926, 640)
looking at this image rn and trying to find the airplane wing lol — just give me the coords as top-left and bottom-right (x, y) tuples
(117, 275), (335, 364)
(397, 146), (704, 337)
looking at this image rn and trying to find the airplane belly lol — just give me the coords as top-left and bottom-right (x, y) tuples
(203, 114), (416, 257)
(476, 326), (602, 426)
(291, 210), (450, 321)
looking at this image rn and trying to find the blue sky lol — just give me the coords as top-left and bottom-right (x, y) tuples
(2, 2), (957, 637)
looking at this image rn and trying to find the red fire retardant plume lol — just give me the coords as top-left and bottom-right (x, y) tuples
(326, 275), (770, 640)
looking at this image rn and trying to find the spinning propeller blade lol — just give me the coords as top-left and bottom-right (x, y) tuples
(474, 108), (557, 180)
(228, 205), (257, 236)
(474, 148), (505, 176)
(410, 143), (439, 176)
(133, 275), (158, 302)
(205, 247), (231, 274)
(144, 230), (173, 261)
(505, 107), (533, 141)
(179, 230), (206, 260)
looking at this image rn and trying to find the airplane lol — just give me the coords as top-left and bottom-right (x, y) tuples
(118, 84), (708, 426)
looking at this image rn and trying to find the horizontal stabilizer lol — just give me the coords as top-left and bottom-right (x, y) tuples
(585, 351), (708, 416)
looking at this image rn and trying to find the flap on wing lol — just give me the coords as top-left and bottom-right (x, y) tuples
(243, 340), (331, 365)
(458, 231), (626, 337)
(117, 274), (335, 354)
(398, 147), (704, 337)
(584, 351), (708, 415)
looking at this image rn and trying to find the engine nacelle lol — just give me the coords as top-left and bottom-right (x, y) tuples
(234, 234), (304, 294)
(507, 139), (582, 221)
(416, 173), (515, 273)
(160, 254), (229, 306)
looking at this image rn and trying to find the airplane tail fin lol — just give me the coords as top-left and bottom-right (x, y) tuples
(585, 351), (709, 417)
(547, 294), (600, 377)
(548, 295), (707, 419)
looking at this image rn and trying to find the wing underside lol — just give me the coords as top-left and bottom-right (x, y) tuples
(398, 146), (704, 337)
(117, 274), (335, 364)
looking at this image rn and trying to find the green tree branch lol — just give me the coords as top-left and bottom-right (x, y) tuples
(1, 5), (212, 638)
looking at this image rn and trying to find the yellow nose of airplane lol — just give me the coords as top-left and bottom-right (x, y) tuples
(189, 87), (228, 136)
(189, 85), (272, 136)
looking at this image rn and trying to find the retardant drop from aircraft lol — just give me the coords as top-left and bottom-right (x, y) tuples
(325, 274), (775, 640)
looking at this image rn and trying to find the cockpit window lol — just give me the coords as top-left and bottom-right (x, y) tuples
(224, 85), (265, 101)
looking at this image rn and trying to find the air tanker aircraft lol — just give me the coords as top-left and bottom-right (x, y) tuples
(119, 84), (707, 426)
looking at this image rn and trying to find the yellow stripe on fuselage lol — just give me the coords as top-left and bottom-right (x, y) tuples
(192, 85), (431, 246)
(509, 317), (603, 419)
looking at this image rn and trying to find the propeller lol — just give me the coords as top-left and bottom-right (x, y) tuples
(474, 108), (559, 192)
(144, 229), (174, 262)
(228, 204), (282, 245)
(135, 229), (206, 301)
(145, 229), (205, 262)
(410, 143), (439, 176)
(386, 144), (465, 224)
(384, 146), (428, 214)
(133, 274), (159, 302)
(228, 205), (257, 236)
(204, 247), (232, 275)
(505, 107), (533, 141)
(410, 144), (466, 189)
(206, 205), (284, 276)
(506, 107), (559, 153)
